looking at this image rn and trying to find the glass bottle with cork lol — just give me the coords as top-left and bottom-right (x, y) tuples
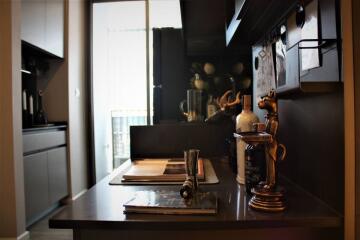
(235, 95), (259, 184)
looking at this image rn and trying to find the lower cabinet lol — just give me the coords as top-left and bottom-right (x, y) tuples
(48, 147), (68, 204)
(24, 152), (49, 223)
(24, 146), (68, 225)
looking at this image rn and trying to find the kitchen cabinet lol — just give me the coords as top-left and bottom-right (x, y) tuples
(21, 0), (64, 58)
(225, 0), (296, 48)
(180, 0), (297, 54)
(44, 0), (64, 57)
(23, 127), (68, 226)
(24, 152), (49, 224)
(48, 147), (68, 204)
(21, 0), (46, 51)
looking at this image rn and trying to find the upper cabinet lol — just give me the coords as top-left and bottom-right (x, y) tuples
(225, 0), (297, 48)
(22, 0), (46, 51)
(180, 0), (297, 55)
(44, 0), (64, 57)
(21, 0), (64, 58)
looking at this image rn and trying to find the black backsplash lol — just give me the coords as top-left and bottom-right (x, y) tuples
(130, 122), (234, 159)
(276, 87), (344, 213)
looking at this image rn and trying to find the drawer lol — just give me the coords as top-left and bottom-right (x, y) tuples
(23, 130), (66, 154)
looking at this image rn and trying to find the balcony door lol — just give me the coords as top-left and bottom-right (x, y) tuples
(91, 0), (182, 183)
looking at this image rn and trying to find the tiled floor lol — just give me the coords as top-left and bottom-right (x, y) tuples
(28, 208), (72, 240)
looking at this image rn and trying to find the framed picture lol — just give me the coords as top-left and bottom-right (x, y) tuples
(252, 44), (276, 101)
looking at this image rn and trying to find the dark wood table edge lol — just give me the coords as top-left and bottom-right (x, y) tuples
(49, 215), (343, 230)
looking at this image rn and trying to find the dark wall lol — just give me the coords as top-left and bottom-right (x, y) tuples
(249, 0), (344, 213)
(261, 88), (344, 213)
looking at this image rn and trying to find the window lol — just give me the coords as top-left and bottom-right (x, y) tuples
(92, 0), (182, 181)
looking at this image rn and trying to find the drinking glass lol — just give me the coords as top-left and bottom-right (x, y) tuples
(179, 90), (203, 122)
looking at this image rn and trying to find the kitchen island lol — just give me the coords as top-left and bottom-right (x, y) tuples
(49, 158), (343, 240)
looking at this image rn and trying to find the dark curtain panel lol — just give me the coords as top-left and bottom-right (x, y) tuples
(153, 28), (186, 124)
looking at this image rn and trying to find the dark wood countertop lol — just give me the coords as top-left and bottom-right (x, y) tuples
(49, 158), (342, 230)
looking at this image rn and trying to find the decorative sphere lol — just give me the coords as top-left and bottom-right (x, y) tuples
(241, 77), (252, 89)
(194, 79), (207, 90)
(203, 62), (216, 75)
(232, 62), (245, 75)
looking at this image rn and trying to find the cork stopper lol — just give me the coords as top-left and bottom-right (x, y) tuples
(243, 95), (252, 111)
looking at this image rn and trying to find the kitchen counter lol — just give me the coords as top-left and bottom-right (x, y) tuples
(49, 158), (343, 240)
(22, 123), (68, 225)
(23, 123), (67, 134)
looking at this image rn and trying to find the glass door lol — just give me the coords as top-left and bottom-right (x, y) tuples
(91, 0), (182, 183)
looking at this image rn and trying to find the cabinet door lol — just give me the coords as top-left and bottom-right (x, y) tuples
(48, 147), (68, 204)
(21, 0), (46, 50)
(45, 0), (64, 57)
(24, 152), (49, 223)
